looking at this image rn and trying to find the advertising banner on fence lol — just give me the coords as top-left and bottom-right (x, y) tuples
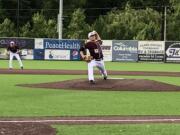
(102, 40), (112, 61)
(45, 49), (70, 60)
(0, 38), (34, 49)
(33, 49), (45, 60)
(44, 39), (81, 50)
(165, 41), (180, 62)
(35, 38), (44, 49)
(0, 48), (34, 60)
(21, 49), (34, 60)
(70, 49), (80, 61)
(112, 40), (138, 62)
(0, 48), (8, 59)
(138, 41), (165, 61)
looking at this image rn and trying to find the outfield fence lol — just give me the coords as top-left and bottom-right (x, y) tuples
(0, 37), (180, 63)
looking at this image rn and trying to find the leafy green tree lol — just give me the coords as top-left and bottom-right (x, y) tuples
(66, 8), (91, 39)
(1, 0), (178, 39)
(19, 12), (57, 38)
(0, 0), (16, 22)
(167, 2), (180, 40)
(19, 22), (31, 37)
(0, 18), (16, 37)
(0, 0), (5, 22)
(93, 5), (161, 40)
(30, 12), (48, 38)
(19, 0), (32, 26)
(46, 19), (58, 38)
(133, 8), (161, 40)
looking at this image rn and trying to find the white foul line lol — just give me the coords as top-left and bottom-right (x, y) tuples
(0, 118), (180, 123)
(108, 78), (125, 80)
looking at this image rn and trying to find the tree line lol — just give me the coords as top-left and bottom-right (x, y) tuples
(0, 0), (180, 40)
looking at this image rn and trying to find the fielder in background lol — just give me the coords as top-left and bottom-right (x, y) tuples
(80, 30), (108, 84)
(7, 41), (24, 70)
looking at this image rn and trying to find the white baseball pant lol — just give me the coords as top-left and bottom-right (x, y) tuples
(88, 59), (107, 81)
(9, 52), (23, 68)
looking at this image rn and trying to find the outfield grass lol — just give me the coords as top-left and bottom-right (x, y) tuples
(0, 60), (180, 72)
(54, 124), (180, 135)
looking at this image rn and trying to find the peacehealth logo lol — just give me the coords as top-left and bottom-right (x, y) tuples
(44, 40), (81, 50)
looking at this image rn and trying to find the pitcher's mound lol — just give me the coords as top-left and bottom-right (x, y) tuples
(19, 78), (180, 92)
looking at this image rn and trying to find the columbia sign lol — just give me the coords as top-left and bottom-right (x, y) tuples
(113, 42), (137, 52)
(112, 40), (138, 62)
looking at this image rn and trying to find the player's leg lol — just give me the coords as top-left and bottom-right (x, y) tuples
(95, 60), (107, 80)
(88, 60), (96, 83)
(14, 53), (23, 69)
(9, 52), (14, 69)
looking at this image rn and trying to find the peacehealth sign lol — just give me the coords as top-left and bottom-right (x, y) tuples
(43, 39), (81, 61)
(44, 39), (81, 50)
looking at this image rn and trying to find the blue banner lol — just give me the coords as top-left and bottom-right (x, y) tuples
(33, 49), (45, 60)
(70, 49), (81, 61)
(112, 40), (138, 62)
(44, 39), (81, 50)
(0, 38), (34, 49)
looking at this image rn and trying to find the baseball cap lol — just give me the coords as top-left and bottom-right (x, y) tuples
(10, 41), (15, 44)
(88, 31), (96, 38)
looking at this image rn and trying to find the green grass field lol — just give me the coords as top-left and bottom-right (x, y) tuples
(1, 59), (180, 71)
(54, 124), (180, 135)
(1, 60), (180, 135)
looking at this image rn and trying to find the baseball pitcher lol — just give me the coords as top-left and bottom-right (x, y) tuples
(7, 41), (23, 70)
(80, 31), (107, 84)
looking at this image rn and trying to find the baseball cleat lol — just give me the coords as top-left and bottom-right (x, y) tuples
(104, 76), (107, 80)
(89, 80), (95, 84)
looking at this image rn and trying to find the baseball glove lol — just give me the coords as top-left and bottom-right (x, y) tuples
(83, 55), (93, 63)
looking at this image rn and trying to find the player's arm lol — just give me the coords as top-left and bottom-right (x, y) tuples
(93, 30), (101, 40)
(80, 45), (86, 59)
(80, 51), (86, 59)
(16, 45), (20, 54)
(6, 46), (10, 55)
(93, 31), (103, 45)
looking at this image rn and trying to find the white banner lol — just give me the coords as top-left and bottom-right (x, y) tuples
(138, 41), (165, 61)
(35, 38), (44, 49)
(45, 49), (70, 60)
(0, 48), (8, 59)
(138, 41), (164, 54)
(102, 40), (112, 61)
(21, 49), (34, 59)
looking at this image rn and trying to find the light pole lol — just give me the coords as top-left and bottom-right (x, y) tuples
(58, 0), (63, 39)
(17, 0), (20, 37)
(164, 6), (167, 41)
